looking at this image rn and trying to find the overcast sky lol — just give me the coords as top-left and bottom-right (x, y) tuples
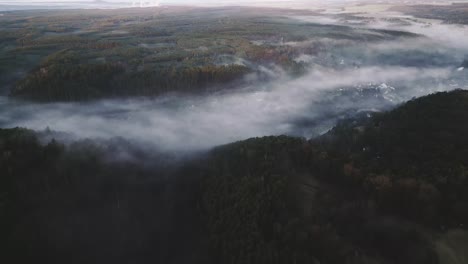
(0, 0), (311, 2)
(0, 0), (343, 9)
(0, 0), (339, 4)
(0, 0), (462, 9)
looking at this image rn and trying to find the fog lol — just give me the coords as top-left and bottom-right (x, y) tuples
(0, 65), (462, 151)
(1, 9), (467, 151)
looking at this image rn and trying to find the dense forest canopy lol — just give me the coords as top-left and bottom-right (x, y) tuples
(1, 90), (468, 263)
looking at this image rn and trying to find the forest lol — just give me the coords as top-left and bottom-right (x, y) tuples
(1, 90), (467, 263)
(0, 7), (418, 101)
(392, 3), (468, 25)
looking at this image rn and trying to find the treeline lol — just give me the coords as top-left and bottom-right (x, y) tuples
(115, 65), (250, 95)
(13, 63), (126, 101)
(462, 59), (468, 68)
(199, 90), (468, 264)
(12, 63), (250, 101)
(130, 27), (173, 38)
(18, 37), (120, 50)
(199, 136), (441, 264)
(201, 136), (311, 264)
(392, 5), (468, 25)
(0, 128), (205, 264)
(322, 90), (468, 226)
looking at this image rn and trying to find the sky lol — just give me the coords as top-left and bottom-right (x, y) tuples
(1, 0), (464, 3)
(0, 0), (348, 5)
(0, 0), (301, 3)
(0, 0), (350, 10)
(0, 0), (306, 7)
(0, 0), (462, 7)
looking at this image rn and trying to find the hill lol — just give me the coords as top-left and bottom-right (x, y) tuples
(200, 90), (468, 264)
(1, 90), (467, 263)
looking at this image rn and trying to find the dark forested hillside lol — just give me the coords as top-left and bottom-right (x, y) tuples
(1, 90), (468, 263)
(12, 62), (250, 101)
(199, 90), (468, 264)
(0, 129), (208, 264)
(323, 90), (468, 225)
(462, 60), (468, 68)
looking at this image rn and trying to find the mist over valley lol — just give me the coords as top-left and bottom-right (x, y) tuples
(1, 5), (467, 150)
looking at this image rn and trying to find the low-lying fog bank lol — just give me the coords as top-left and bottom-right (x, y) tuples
(0, 65), (464, 151)
(1, 9), (467, 152)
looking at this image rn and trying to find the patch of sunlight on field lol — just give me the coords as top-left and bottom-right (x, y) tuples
(434, 229), (468, 264)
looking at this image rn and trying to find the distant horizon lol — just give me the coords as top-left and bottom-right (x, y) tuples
(0, 0), (465, 6)
(0, 0), (467, 13)
(0, 0), (334, 12)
